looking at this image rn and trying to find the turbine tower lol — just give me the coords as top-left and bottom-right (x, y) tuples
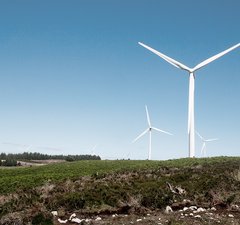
(196, 131), (218, 157)
(132, 105), (172, 160)
(138, 42), (240, 158)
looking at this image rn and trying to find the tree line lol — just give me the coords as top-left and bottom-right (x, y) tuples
(0, 152), (101, 166)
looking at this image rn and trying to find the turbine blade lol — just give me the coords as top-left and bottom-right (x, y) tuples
(195, 131), (204, 140)
(138, 42), (191, 72)
(152, 127), (173, 135)
(201, 142), (206, 155)
(132, 128), (149, 143)
(205, 138), (218, 142)
(145, 105), (151, 127)
(193, 43), (240, 71)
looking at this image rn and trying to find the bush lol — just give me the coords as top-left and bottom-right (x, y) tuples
(32, 213), (53, 225)
(1, 158), (17, 167)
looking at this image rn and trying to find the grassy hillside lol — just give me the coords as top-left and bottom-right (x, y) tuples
(0, 157), (240, 224)
(1, 157), (238, 195)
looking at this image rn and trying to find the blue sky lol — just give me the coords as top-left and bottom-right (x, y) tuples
(0, 0), (239, 160)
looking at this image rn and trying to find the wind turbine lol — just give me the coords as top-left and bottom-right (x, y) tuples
(138, 42), (240, 158)
(132, 105), (172, 160)
(196, 131), (218, 157)
(90, 144), (98, 155)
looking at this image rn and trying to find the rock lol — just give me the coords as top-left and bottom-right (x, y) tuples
(51, 211), (58, 217)
(210, 207), (217, 211)
(230, 205), (240, 211)
(58, 218), (68, 223)
(189, 206), (197, 210)
(69, 213), (77, 220)
(228, 214), (234, 218)
(71, 217), (83, 223)
(183, 207), (188, 211)
(194, 215), (201, 218)
(197, 207), (206, 212)
(136, 219), (142, 222)
(95, 216), (102, 221)
(165, 206), (173, 214)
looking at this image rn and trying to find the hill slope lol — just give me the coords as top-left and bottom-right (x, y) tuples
(0, 157), (240, 224)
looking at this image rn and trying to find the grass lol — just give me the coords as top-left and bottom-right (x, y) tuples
(0, 156), (239, 195)
(1, 156), (240, 222)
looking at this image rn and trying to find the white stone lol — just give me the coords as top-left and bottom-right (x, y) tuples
(136, 219), (142, 222)
(95, 217), (102, 221)
(194, 215), (201, 218)
(197, 207), (206, 212)
(189, 213), (193, 216)
(211, 207), (217, 211)
(228, 214), (234, 218)
(69, 213), (77, 220)
(165, 206), (173, 214)
(51, 211), (58, 217)
(57, 218), (68, 224)
(183, 207), (188, 211)
(71, 218), (83, 223)
(189, 206), (197, 210)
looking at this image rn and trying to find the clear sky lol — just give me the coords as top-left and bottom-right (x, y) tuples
(0, 0), (239, 160)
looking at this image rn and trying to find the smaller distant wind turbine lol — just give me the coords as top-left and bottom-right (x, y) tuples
(90, 144), (98, 155)
(196, 131), (218, 157)
(132, 105), (173, 160)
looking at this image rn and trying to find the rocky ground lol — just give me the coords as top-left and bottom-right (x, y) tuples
(1, 158), (240, 224)
(51, 206), (240, 225)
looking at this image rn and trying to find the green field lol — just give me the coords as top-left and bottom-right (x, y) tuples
(0, 156), (239, 195)
(1, 156), (240, 223)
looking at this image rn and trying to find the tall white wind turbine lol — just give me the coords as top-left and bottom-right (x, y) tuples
(132, 105), (172, 160)
(138, 42), (240, 158)
(196, 131), (218, 157)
